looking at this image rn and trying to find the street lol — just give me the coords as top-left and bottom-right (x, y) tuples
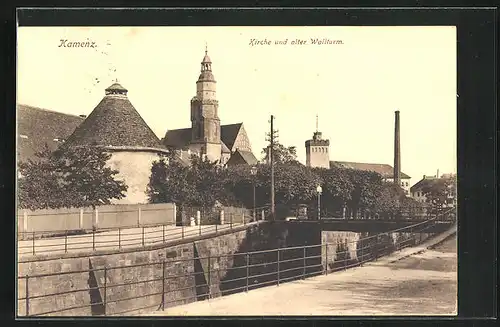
(17, 223), (247, 258)
(144, 232), (457, 316)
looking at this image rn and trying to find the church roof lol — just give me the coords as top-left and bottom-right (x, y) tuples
(64, 83), (163, 149)
(162, 123), (243, 152)
(163, 128), (192, 149)
(202, 53), (212, 63)
(221, 141), (231, 153)
(330, 161), (411, 179)
(220, 123), (243, 150)
(226, 149), (258, 166)
(17, 104), (85, 162)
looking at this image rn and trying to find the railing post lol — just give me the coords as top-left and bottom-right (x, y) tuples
(207, 253), (211, 299)
(344, 247), (347, 270)
(162, 260), (166, 311)
(277, 248), (280, 286)
(137, 207), (142, 227)
(163, 224), (166, 243)
(25, 275), (29, 316)
(325, 243), (328, 275)
(92, 228), (96, 251)
(182, 222), (185, 239)
(142, 227), (145, 247)
(303, 247), (306, 279)
(65, 230), (68, 253)
(245, 253), (249, 292)
(360, 241), (363, 266)
(32, 232), (35, 255)
(118, 228), (121, 250)
(103, 267), (107, 316)
(230, 213), (233, 230)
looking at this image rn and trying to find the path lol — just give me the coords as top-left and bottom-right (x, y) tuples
(18, 223), (246, 258)
(144, 229), (457, 316)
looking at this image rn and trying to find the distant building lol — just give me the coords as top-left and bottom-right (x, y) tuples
(410, 173), (457, 206)
(304, 115), (411, 195)
(17, 104), (85, 163)
(161, 48), (257, 166)
(330, 161), (412, 195)
(305, 116), (330, 169)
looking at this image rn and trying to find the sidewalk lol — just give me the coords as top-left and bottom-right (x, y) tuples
(142, 225), (457, 316)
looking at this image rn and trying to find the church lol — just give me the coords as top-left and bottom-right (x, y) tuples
(161, 48), (258, 166)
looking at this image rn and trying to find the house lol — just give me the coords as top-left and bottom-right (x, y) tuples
(410, 173), (457, 207)
(330, 161), (412, 195)
(17, 104), (85, 163)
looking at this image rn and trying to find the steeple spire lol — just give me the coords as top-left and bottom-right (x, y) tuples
(205, 42), (208, 55)
(316, 114), (319, 132)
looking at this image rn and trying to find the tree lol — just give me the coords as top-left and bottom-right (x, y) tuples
(421, 175), (457, 214)
(312, 167), (354, 215)
(346, 169), (384, 218)
(373, 182), (405, 219)
(18, 144), (128, 210)
(261, 143), (298, 164)
(147, 152), (225, 208)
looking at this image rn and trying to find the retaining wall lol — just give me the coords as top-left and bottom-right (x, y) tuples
(17, 222), (435, 317)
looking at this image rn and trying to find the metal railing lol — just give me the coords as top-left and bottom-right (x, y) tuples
(17, 209), (266, 257)
(17, 207), (455, 317)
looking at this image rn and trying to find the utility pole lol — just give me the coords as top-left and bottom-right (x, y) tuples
(270, 115), (276, 220)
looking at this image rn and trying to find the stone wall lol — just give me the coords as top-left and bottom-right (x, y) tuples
(18, 242), (195, 317)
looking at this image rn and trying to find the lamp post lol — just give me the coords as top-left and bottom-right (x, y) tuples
(250, 166), (258, 221)
(316, 185), (322, 220)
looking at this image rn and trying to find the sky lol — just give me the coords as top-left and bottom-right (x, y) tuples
(17, 26), (457, 185)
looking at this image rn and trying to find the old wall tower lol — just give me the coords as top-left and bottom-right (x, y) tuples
(305, 115), (330, 168)
(190, 46), (222, 162)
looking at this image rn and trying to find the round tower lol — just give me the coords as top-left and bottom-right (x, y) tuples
(64, 81), (169, 204)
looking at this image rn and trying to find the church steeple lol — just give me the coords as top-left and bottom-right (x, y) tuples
(190, 45), (221, 163)
(201, 43), (212, 73)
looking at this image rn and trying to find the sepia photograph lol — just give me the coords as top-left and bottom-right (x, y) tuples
(16, 24), (457, 317)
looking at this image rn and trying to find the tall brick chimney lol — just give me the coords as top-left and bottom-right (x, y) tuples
(394, 110), (401, 185)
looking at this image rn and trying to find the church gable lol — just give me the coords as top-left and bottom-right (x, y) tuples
(232, 124), (252, 153)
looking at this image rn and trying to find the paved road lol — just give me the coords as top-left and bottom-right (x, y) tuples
(18, 223), (246, 258)
(145, 233), (457, 316)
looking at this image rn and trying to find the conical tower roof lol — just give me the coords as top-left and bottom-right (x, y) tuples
(64, 82), (164, 149)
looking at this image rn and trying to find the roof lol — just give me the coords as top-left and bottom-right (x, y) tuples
(163, 128), (192, 149)
(220, 123), (242, 150)
(330, 161), (411, 179)
(221, 141), (231, 153)
(226, 149), (258, 166)
(105, 82), (128, 93)
(17, 104), (85, 162)
(163, 123), (243, 152)
(410, 176), (445, 192)
(64, 84), (163, 149)
(202, 53), (212, 63)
